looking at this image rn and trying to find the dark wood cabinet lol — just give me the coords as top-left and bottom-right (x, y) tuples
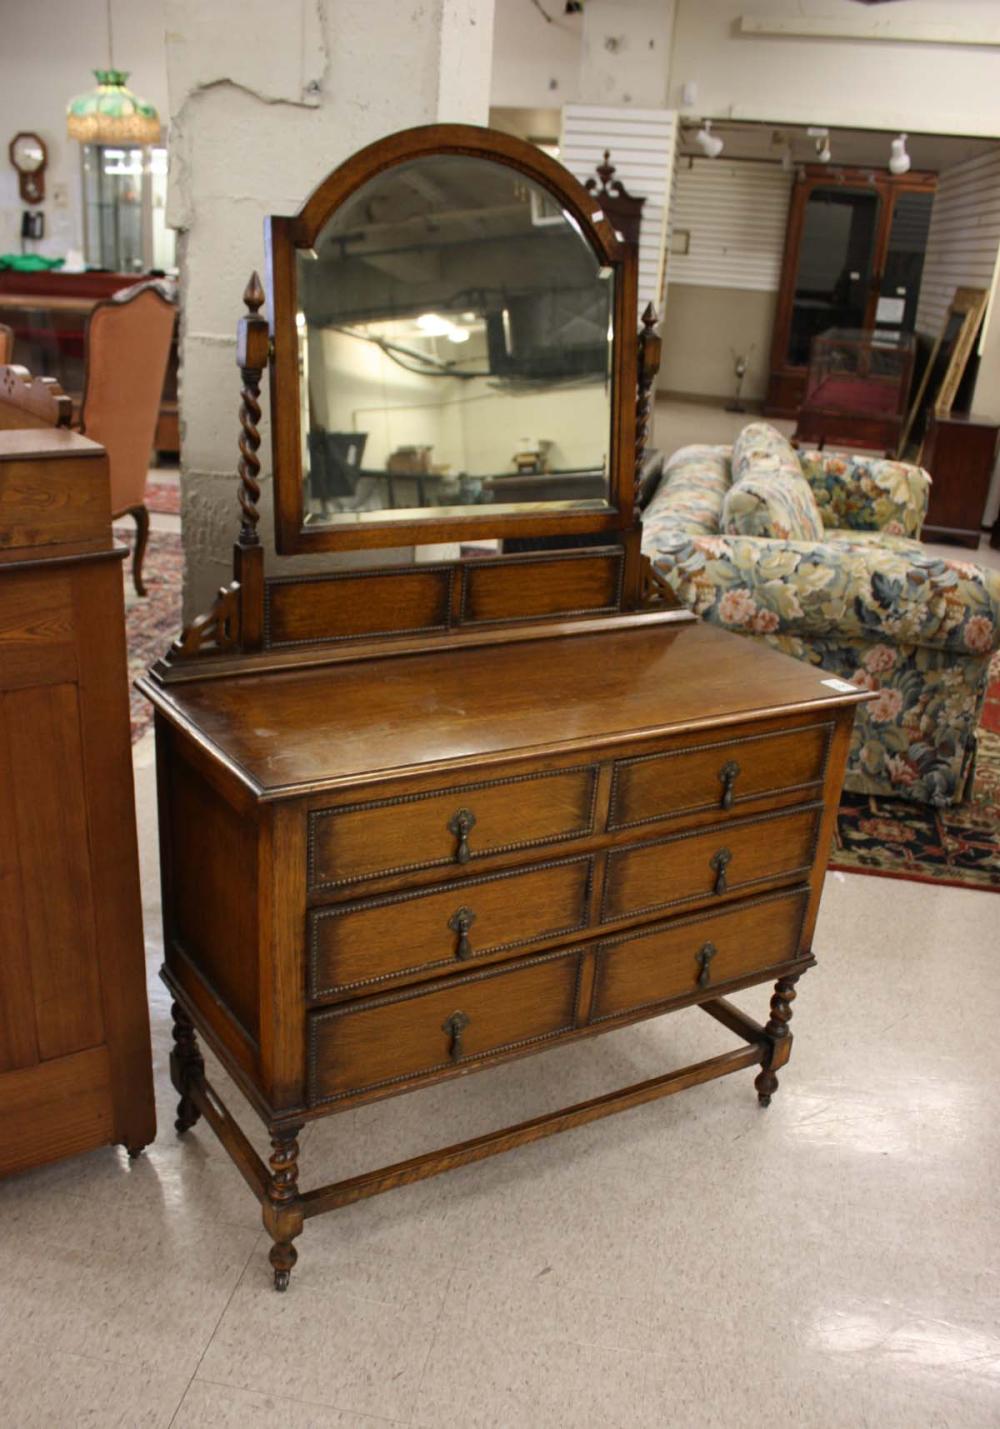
(0, 427), (155, 1176)
(922, 412), (999, 548)
(766, 166), (936, 418)
(141, 125), (868, 1292)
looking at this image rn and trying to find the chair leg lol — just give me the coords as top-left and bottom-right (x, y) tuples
(129, 504), (149, 597)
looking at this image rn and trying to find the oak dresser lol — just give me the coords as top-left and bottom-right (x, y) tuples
(140, 125), (867, 1288)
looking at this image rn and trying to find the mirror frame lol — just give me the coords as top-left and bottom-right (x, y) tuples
(265, 124), (639, 555)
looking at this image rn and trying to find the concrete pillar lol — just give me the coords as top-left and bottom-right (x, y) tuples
(579, 0), (674, 109)
(165, 0), (495, 617)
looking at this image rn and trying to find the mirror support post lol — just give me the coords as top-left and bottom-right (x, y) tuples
(236, 271), (270, 651)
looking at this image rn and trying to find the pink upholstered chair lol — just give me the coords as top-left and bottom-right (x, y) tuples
(79, 281), (176, 596)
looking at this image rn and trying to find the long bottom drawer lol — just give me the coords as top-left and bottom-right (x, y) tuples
(307, 885), (810, 1108)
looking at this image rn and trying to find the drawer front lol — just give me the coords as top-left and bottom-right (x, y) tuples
(601, 804), (821, 923)
(309, 856), (594, 998)
(308, 949), (581, 1104)
(591, 887), (809, 1023)
(608, 721), (831, 831)
(308, 765), (598, 891)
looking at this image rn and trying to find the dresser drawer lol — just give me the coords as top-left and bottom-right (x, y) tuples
(308, 948), (581, 1104)
(308, 765), (598, 891)
(608, 721), (831, 831)
(591, 887), (809, 1023)
(601, 804), (821, 923)
(308, 856), (593, 998)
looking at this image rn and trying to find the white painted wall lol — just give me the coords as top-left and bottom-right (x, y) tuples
(667, 0), (1000, 136)
(0, 0), (168, 259)
(166, 0), (496, 615)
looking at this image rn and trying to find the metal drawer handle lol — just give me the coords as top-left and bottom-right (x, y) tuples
(447, 906), (477, 960)
(696, 940), (717, 989)
(447, 808), (477, 864)
(718, 759), (741, 810)
(710, 847), (732, 896)
(442, 1010), (470, 1062)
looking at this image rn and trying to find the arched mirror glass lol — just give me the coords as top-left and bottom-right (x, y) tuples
(295, 154), (614, 528)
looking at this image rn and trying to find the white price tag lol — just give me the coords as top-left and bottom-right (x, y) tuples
(821, 677), (859, 694)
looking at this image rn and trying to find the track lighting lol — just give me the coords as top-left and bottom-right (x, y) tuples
(694, 119), (723, 159)
(889, 133), (910, 175)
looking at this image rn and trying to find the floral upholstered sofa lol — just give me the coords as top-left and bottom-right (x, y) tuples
(641, 422), (1000, 806)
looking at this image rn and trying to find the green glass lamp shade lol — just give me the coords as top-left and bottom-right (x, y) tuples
(67, 69), (161, 144)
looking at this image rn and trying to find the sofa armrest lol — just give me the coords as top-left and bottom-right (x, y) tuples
(797, 450), (930, 539)
(647, 529), (1000, 655)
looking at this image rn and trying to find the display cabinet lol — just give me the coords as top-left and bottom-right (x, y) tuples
(139, 125), (867, 1290)
(794, 327), (915, 453)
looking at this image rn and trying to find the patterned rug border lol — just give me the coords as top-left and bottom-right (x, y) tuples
(827, 861), (999, 893)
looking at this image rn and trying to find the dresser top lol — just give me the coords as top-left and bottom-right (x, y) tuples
(141, 617), (865, 800)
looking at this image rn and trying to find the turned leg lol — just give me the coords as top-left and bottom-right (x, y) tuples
(754, 975), (800, 1108)
(170, 1000), (205, 1134)
(264, 1125), (305, 1292)
(129, 504), (150, 597)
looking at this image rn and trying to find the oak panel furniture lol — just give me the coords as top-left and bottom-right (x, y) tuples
(0, 425), (155, 1177)
(921, 412), (999, 550)
(140, 125), (867, 1290)
(765, 166), (936, 418)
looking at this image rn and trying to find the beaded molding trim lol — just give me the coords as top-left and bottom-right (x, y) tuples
(263, 563), (456, 649)
(598, 801), (823, 923)
(589, 885), (810, 1025)
(307, 947), (584, 1105)
(307, 854), (595, 998)
(606, 720), (834, 831)
(307, 763), (601, 892)
(457, 547), (625, 627)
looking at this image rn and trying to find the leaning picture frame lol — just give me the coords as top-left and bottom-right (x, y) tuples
(898, 285), (989, 457)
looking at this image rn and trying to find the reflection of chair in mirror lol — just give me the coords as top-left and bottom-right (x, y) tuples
(307, 429), (368, 510)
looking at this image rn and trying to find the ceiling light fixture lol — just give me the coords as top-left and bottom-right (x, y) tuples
(815, 135), (832, 164)
(66, 0), (160, 145)
(694, 120), (724, 159)
(889, 133), (911, 175)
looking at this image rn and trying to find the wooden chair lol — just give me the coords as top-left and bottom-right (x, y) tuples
(78, 280), (176, 596)
(0, 324), (13, 365)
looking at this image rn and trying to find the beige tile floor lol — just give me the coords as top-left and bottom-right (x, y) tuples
(0, 737), (996, 1427)
(4, 439), (999, 1426)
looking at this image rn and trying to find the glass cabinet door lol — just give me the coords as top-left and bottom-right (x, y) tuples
(786, 186), (881, 367)
(876, 189), (934, 334)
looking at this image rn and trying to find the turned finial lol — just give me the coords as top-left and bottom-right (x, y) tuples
(243, 271), (265, 315)
(641, 302), (658, 333)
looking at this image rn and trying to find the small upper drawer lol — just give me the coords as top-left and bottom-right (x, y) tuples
(601, 803), (821, 924)
(308, 765), (598, 892)
(308, 948), (581, 1105)
(308, 855), (593, 999)
(608, 722), (832, 831)
(591, 887), (808, 1024)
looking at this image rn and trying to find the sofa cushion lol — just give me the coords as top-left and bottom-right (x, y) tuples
(723, 421), (825, 541)
(641, 444), (730, 549)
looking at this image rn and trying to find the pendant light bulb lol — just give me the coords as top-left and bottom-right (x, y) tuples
(889, 133), (911, 176)
(815, 135), (832, 164)
(695, 119), (723, 159)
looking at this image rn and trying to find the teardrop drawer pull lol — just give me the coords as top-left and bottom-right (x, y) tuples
(709, 847), (732, 896)
(718, 760), (741, 810)
(447, 808), (477, 864)
(442, 1010), (470, 1062)
(696, 940), (718, 989)
(447, 906), (477, 960)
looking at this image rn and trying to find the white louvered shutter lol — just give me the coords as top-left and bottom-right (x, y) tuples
(667, 159), (793, 292)
(916, 148), (1000, 343)
(560, 105), (678, 316)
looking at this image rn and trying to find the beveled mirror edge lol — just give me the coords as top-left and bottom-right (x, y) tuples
(265, 123), (641, 557)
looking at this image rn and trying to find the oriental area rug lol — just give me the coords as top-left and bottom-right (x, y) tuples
(118, 530), (1000, 892)
(123, 530), (183, 742)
